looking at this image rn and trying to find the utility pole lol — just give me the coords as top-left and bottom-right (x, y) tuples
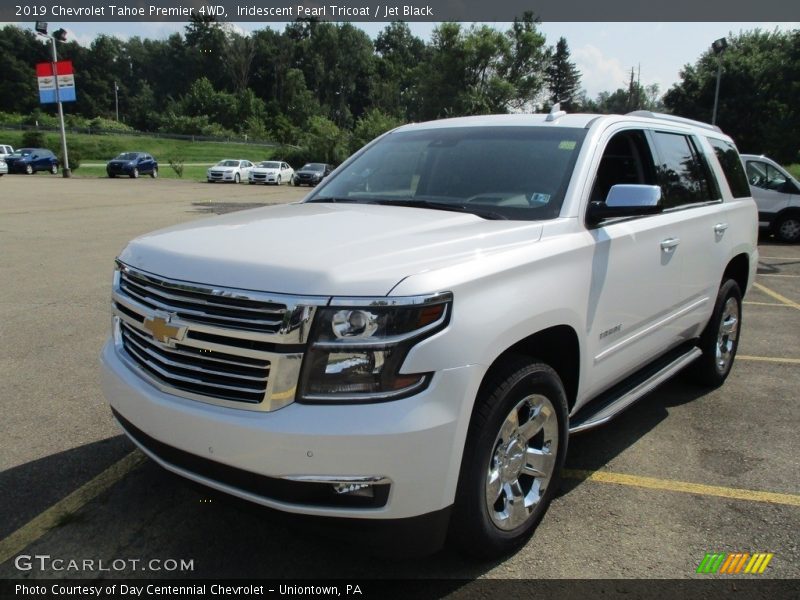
(711, 38), (728, 126)
(114, 81), (120, 121)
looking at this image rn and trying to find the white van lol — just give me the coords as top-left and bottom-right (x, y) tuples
(741, 154), (800, 242)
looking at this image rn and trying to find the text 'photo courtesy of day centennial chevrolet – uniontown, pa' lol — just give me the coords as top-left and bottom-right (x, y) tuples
(46, 4), (434, 18)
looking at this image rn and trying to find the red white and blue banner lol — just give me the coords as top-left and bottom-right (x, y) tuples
(36, 61), (76, 104)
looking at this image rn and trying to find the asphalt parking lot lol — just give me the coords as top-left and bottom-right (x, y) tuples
(0, 175), (798, 583)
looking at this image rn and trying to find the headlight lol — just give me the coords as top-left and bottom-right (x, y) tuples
(298, 293), (452, 403)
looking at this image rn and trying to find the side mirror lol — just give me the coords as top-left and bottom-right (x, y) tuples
(587, 184), (663, 225)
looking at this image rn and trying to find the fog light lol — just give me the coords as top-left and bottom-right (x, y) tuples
(332, 482), (375, 497)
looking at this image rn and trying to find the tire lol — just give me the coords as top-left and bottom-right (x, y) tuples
(773, 214), (800, 243)
(449, 357), (568, 558)
(151, 167), (158, 179)
(234, 173), (240, 184)
(291, 177), (296, 186)
(25, 164), (33, 175)
(108, 172), (116, 179)
(130, 168), (139, 179)
(50, 164), (58, 175)
(277, 175), (282, 185)
(691, 279), (742, 387)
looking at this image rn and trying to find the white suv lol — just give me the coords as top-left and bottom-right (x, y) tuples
(101, 110), (758, 557)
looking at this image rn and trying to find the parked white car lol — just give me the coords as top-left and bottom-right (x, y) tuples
(0, 144), (13, 160)
(741, 154), (800, 243)
(249, 161), (294, 185)
(0, 159), (7, 176)
(207, 159), (253, 184)
(102, 110), (758, 557)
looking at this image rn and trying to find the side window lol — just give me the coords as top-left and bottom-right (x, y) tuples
(746, 160), (787, 191)
(651, 132), (717, 209)
(707, 138), (750, 198)
(589, 129), (657, 204)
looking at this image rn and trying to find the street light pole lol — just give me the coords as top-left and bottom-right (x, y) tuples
(711, 37), (728, 126)
(49, 35), (71, 177)
(114, 81), (119, 121)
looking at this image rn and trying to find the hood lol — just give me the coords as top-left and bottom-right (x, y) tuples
(119, 203), (543, 296)
(252, 167), (280, 173)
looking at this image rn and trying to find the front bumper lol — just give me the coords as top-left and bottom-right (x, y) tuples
(101, 339), (482, 520)
(208, 172), (237, 182)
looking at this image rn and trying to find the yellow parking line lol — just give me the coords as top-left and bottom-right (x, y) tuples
(743, 301), (792, 307)
(753, 282), (800, 310)
(564, 469), (800, 507)
(738, 355), (800, 365)
(0, 450), (145, 566)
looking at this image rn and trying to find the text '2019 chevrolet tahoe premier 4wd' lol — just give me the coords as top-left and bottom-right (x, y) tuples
(101, 110), (758, 557)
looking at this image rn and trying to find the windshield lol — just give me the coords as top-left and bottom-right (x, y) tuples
(116, 153), (140, 160)
(216, 160), (240, 167)
(258, 161), (280, 169)
(307, 126), (586, 220)
(301, 163), (325, 171)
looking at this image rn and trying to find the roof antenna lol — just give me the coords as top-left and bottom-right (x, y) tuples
(546, 101), (567, 122)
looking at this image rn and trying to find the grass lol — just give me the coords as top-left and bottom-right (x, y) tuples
(0, 130), (278, 165)
(786, 164), (800, 179)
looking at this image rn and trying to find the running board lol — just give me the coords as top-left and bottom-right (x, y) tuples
(569, 345), (702, 434)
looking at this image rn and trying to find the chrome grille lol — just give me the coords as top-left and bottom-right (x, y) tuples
(119, 267), (287, 333)
(120, 321), (270, 404)
(111, 262), (327, 411)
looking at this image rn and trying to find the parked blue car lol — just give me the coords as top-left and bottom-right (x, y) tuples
(5, 148), (59, 174)
(106, 152), (158, 178)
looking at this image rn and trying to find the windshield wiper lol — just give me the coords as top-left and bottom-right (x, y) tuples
(371, 199), (508, 220)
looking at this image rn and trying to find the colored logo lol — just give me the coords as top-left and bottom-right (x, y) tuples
(696, 552), (774, 574)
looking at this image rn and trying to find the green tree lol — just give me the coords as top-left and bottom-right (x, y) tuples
(664, 29), (800, 162)
(545, 37), (582, 110)
(303, 115), (349, 164)
(350, 109), (401, 153)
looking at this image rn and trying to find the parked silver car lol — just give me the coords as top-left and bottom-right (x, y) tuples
(741, 154), (800, 242)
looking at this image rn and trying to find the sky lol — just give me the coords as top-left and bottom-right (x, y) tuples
(21, 21), (800, 98)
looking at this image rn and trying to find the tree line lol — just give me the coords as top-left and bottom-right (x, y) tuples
(0, 19), (796, 163)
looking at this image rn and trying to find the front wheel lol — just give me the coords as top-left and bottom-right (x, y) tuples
(130, 168), (139, 179)
(25, 164), (33, 175)
(150, 167), (158, 179)
(774, 214), (800, 243)
(50, 164), (58, 175)
(691, 279), (742, 387)
(449, 358), (568, 558)
(234, 173), (240, 184)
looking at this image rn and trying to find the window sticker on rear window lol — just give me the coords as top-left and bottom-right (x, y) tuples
(559, 141), (577, 150)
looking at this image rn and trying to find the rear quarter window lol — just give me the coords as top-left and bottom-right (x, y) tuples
(707, 138), (751, 198)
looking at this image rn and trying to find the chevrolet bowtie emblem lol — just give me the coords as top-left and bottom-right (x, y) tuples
(142, 314), (187, 345)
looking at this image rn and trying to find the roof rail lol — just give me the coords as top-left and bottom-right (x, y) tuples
(626, 110), (722, 133)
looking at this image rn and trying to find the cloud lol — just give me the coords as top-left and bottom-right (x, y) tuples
(572, 44), (629, 98)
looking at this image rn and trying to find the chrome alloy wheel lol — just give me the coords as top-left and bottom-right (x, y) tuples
(715, 297), (739, 373)
(486, 394), (558, 531)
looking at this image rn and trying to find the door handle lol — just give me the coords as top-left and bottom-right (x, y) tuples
(714, 222), (729, 234)
(660, 238), (680, 252)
